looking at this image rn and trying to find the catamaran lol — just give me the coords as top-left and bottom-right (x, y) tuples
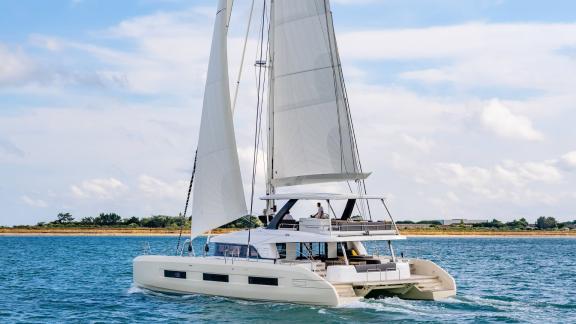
(133, 0), (456, 306)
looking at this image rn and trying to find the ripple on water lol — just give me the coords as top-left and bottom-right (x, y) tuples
(0, 236), (574, 323)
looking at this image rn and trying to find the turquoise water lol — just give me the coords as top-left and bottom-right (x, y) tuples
(0, 236), (574, 323)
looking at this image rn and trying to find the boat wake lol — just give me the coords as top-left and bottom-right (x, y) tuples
(126, 283), (147, 295)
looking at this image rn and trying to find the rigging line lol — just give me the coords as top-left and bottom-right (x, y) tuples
(320, 0), (363, 217)
(247, 0), (267, 258)
(321, 0), (347, 175)
(175, 149), (198, 255)
(232, 0), (256, 113)
(327, 6), (372, 221)
(257, 13), (271, 199)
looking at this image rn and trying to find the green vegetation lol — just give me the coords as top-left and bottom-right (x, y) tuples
(397, 217), (575, 231)
(21, 212), (263, 230)
(5, 213), (574, 232)
(396, 220), (442, 225)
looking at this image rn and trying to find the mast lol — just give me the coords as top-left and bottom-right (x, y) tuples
(266, 0), (276, 213)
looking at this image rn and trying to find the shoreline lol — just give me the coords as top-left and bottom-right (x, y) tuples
(1, 228), (575, 238)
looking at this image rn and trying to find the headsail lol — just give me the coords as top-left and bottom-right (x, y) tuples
(268, 0), (369, 188)
(191, 0), (247, 238)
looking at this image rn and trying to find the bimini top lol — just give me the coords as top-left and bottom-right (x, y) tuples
(260, 193), (386, 200)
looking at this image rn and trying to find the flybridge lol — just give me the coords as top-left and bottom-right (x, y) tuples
(261, 193), (401, 237)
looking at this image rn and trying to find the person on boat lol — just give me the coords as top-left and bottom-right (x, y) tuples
(266, 205), (277, 224)
(284, 209), (294, 221)
(311, 202), (324, 218)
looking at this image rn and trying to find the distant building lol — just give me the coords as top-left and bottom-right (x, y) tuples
(441, 219), (488, 226)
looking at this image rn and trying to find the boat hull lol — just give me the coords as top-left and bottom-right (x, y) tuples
(133, 256), (455, 305)
(133, 255), (344, 306)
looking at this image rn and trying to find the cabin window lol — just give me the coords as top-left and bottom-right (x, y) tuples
(214, 243), (260, 259)
(276, 243), (286, 259)
(248, 276), (278, 286)
(336, 242), (348, 257)
(203, 273), (229, 282)
(297, 242), (328, 260)
(164, 270), (186, 279)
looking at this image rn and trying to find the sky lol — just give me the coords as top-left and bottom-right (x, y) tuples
(1, 0), (575, 226)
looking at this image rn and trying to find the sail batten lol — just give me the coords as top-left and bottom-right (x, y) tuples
(191, 0), (247, 238)
(269, 0), (364, 187)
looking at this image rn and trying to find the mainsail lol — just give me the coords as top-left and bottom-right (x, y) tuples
(191, 0), (247, 238)
(268, 0), (369, 187)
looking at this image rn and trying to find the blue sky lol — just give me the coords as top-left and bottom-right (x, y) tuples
(1, 0), (575, 225)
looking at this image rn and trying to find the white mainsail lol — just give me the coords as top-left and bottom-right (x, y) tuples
(268, 0), (369, 187)
(191, 0), (247, 238)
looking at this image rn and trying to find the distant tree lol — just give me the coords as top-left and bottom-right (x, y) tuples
(140, 215), (183, 228)
(124, 216), (141, 226)
(417, 220), (442, 225)
(396, 220), (415, 224)
(80, 217), (95, 225)
(94, 213), (122, 226)
(220, 215), (263, 229)
(473, 219), (504, 228)
(536, 216), (557, 230)
(36, 222), (46, 227)
(505, 218), (529, 229)
(56, 212), (74, 224)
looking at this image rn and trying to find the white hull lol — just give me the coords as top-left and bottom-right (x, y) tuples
(133, 255), (456, 306)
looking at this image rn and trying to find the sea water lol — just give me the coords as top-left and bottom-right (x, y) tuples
(0, 236), (574, 323)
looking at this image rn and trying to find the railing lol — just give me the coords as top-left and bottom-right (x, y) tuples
(278, 223), (299, 230)
(331, 221), (393, 232)
(280, 220), (394, 233)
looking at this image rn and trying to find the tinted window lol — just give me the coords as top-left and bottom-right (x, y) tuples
(203, 273), (229, 282)
(276, 243), (286, 259)
(248, 276), (278, 286)
(164, 270), (186, 279)
(214, 243), (259, 258)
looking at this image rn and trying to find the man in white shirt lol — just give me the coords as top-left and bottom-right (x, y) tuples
(312, 202), (324, 218)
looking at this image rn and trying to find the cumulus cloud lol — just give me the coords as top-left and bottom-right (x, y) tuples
(20, 195), (48, 208)
(430, 159), (562, 202)
(71, 178), (128, 199)
(480, 99), (543, 141)
(0, 137), (25, 158)
(560, 151), (576, 170)
(402, 135), (435, 153)
(341, 23), (576, 93)
(0, 45), (35, 86)
(138, 174), (187, 200)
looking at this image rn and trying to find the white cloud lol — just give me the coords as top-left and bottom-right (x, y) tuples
(402, 135), (435, 153)
(0, 45), (35, 86)
(430, 159), (562, 202)
(71, 178), (128, 199)
(560, 151), (576, 170)
(480, 99), (543, 141)
(20, 195), (48, 208)
(340, 23), (576, 92)
(138, 174), (187, 200)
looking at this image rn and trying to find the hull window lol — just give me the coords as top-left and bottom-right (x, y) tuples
(164, 270), (186, 279)
(248, 276), (278, 286)
(203, 273), (229, 282)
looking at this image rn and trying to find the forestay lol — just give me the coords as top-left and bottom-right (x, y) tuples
(269, 0), (369, 187)
(192, 0), (247, 238)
